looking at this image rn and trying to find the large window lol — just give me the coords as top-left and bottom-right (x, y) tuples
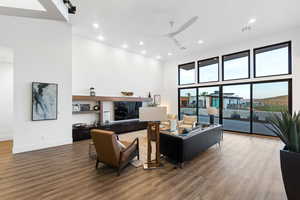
(179, 88), (197, 120)
(222, 84), (251, 133)
(178, 62), (195, 85)
(253, 81), (290, 136)
(254, 42), (291, 78)
(198, 57), (219, 83)
(222, 50), (250, 81)
(178, 79), (292, 136)
(198, 86), (220, 124)
(177, 41), (293, 136)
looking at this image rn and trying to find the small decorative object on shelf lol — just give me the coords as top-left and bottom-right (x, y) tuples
(154, 95), (161, 105)
(148, 103), (158, 107)
(90, 87), (96, 96)
(72, 104), (80, 112)
(93, 105), (100, 111)
(148, 92), (152, 98)
(121, 91), (134, 96)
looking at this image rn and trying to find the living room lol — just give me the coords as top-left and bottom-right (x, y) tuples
(0, 0), (300, 200)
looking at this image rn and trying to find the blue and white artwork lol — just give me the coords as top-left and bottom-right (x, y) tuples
(32, 82), (58, 121)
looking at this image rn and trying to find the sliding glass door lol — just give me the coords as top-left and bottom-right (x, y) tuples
(252, 81), (289, 136)
(198, 86), (220, 124)
(222, 84), (251, 133)
(179, 88), (197, 120)
(178, 79), (291, 136)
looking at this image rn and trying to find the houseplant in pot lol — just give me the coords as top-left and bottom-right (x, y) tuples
(267, 111), (300, 200)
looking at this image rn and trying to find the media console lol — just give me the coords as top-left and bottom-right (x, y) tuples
(72, 120), (148, 142)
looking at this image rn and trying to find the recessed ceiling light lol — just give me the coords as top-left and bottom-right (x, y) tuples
(167, 52), (173, 56)
(139, 41), (144, 46)
(248, 18), (256, 24)
(156, 55), (162, 60)
(93, 23), (99, 29)
(97, 35), (104, 41)
(141, 50), (147, 55)
(121, 44), (128, 49)
(198, 40), (204, 44)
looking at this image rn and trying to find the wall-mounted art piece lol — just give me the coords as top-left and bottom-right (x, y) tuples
(32, 82), (58, 121)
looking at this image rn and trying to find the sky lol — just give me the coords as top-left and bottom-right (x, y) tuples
(180, 46), (289, 99)
(180, 47), (288, 83)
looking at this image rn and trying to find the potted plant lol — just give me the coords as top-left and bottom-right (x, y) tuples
(267, 111), (300, 200)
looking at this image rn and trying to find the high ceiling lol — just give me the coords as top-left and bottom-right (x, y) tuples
(70, 0), (300, 60)
(71, 0), (300, 59)
(1, 1), (299, 60)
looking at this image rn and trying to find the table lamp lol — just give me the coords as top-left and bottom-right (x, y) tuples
(207, 107), (218, 125)
(139, 106), (167, 169)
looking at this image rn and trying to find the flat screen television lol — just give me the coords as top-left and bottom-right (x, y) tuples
(114, 101), (143, 121)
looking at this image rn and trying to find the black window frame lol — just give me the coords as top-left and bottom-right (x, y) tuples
(253, 41), (292, 78)
(178, 78), (292, 136)
(197, 57), (220, 84)
(178, 87), (198, 120)
(178, 62), (196, 86)
(222, 50), (251, 81)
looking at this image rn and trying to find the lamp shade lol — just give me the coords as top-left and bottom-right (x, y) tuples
(207, 107), (218, 115)
(139, 107), (167, 122)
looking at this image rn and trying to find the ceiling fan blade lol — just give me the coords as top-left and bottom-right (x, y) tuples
(172, 38), (186, 50)
(167, 16), (199, 37)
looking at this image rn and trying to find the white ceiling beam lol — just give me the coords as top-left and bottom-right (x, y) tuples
(0, 0), (69, 22)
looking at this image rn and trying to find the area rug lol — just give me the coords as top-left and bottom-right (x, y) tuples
(119, 130), (156, 168)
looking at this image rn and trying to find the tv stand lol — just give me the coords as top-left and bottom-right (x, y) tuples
(72, 120), (148, 141)
(97, 120), (148, 134)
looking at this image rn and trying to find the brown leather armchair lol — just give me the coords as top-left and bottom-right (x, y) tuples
(91, 129), (139, 176)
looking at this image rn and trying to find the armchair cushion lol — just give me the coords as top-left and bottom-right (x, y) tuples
(117, 140), (126, 150)
(120, 141), (138, 163)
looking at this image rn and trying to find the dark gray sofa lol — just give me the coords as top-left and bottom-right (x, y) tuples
(160, 125), (223, 167)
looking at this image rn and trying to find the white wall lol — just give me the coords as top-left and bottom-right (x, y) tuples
(72, 35), (163, 124)
(0, 47), (13, 141)
(0, 15), (72, 153)
(162, 28), (300, 115)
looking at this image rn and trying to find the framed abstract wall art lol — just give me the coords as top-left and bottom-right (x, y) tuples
(32, 82), (58, 121)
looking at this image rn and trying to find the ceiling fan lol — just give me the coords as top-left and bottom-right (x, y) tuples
(164, 16), (199, 50)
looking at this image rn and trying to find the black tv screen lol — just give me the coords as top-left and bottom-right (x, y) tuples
(114, 101), (142, 121)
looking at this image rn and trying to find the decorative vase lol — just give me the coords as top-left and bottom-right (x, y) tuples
(90, 87), (96, 96)
(280, 147), (300, 200)
(148, 92), (151, 98)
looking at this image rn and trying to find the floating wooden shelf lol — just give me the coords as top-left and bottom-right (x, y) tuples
(72, 111), (100, 114)
(72, 95), (152, 102)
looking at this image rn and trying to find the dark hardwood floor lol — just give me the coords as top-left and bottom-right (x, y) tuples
(0, 132), (286, 200)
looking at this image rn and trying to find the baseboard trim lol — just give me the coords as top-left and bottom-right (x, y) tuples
(13, 138), (73, 154)
(0, 132), (13, 142)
